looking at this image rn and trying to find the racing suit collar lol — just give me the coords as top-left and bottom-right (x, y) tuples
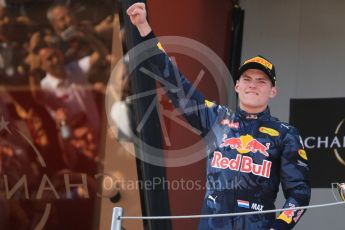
(236, 106), (271, 120)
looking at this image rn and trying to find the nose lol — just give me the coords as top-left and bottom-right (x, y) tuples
(248, 80), (257, 88)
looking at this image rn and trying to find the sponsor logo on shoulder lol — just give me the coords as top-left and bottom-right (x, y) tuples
(280, 123), (290, 130)
(298, 149), (308, 160)
(259, 127), (280, 137)
(221, 119), (239, 129)
(204, 100), (216, 108)
(157, 42), (166, 53)
(297, 160), (308, 168)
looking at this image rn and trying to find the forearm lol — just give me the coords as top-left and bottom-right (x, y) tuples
(273, 192), (310, 230)
(273, 128), (311, 229)
(137, 21), (152, 37)
(127, 2), (219, 134)
(139, 32), (218, 135)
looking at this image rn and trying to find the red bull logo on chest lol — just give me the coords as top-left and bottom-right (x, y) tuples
(213, 134), (272, 178)
(211, 151), (272, 178)
(220, 134), (270, 157)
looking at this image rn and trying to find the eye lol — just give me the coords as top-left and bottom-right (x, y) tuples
(257, 79), (268, 85)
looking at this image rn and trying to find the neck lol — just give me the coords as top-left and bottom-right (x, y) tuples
(238, 103), (267, 114)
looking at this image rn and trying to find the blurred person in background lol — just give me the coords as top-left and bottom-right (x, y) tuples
(27, 30), (106, 173)
(0, 2), (9, 25)
(46, 3), (113, 51)
(0, 4), (34, 85)
(0, 1), (116, 229)
(46, 3), (112, 85)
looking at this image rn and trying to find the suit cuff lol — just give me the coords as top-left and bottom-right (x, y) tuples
(271, 219), (291, 230)
(141, 31), (155, 41)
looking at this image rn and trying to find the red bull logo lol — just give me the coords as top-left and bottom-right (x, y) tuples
(220, 134), (270, 157)
(220, 136), (242, 149)
(278, 203), (296, 224)
(211, 151), (272, 178)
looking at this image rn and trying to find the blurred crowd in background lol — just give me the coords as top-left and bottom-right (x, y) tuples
(0, 0), (122, 229)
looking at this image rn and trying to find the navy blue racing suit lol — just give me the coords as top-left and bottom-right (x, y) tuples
(139, 32), (311, 230)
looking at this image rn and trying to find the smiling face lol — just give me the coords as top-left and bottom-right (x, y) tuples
(235, 69), (277, 113)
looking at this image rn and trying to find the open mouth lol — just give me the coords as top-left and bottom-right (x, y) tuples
(245, 92), (259, 96)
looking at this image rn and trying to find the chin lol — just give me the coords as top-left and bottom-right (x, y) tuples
(242, 101), (265, 110)
(242, 99), (260, 106)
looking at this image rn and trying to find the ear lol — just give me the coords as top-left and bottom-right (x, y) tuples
(235, 80), (240, 93)
(269, 86), (277, 98)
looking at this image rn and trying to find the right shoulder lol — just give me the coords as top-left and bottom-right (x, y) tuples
(209, 102), (234, 122)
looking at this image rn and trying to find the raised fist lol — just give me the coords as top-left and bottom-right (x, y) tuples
(126, 3), (147, 26)
(126, 3), (151, 36)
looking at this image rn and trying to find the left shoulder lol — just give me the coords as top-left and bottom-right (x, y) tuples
(265, 117), (300, 136)
(279, 121), (300, 134)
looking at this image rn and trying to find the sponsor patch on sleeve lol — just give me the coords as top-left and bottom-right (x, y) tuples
(277, 203), (304, 224)
(157, 42), (166, 53)
(259, 127), (280, 137)
(204, 100), (216, 108)
(278, 208), (295, 224)
(293, 209), (304, 223)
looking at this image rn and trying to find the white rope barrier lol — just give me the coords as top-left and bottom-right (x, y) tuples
(111, 201), (345, 230)
(120, 201), (345, 220)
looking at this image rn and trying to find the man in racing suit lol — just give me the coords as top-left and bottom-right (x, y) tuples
(127, 3), (311, 230)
